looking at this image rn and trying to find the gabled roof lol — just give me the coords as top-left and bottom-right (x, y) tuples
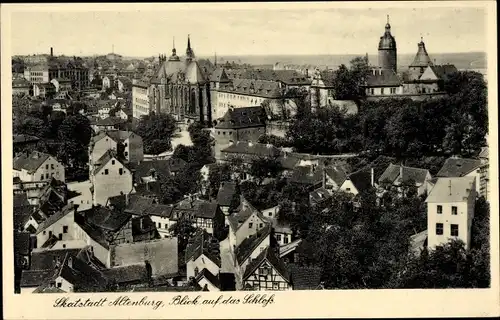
(242, 246), (290, 283)
(365, 69), (402, 87)
(13, 151), (51, 173)
(30, 248), (82, 270)
(478, 147), (489, 159)
(93, 150), (127, 175)
(289, 166), (323, 186)
(345, 167), (372, 193)
(14, 204), (35, 230)
(425, 176), (476, 203)
(124, 194), (156, 215)
(427, 64), (458, 81)
(174, 198), (220, 219)
(215, 106), (266, 128)
(20, 269), (55, 287)
(288, 264), (322, 290)
(35, 204), (76, 235)
(184, 229), (221, 267)
(221, 141), (281, 158)
(436, 157), (483, 177)
(102, 264), (147, 284)
(133, 158), (186, 183)
(54, 253), (109, 292)
(185, 60), (207, 83)
(309, 187), (332, 205)
(240, 69), (310, 85)
(216, 181), (237, 207)
(14, 193), (30, 208)
(84, 206), (131, 232)
(324, 166), (347, 186)
(235, 225), (272, 264)
(378, 164), (430, 185)
(195, 268), (221, 289)
(131, 215), (156, 237)
(209, 68), (231, 82)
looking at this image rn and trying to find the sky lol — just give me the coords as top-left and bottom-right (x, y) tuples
(8, 3), (489, 58)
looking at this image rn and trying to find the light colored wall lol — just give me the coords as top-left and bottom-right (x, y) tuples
(124, 133), (144, 163)
(14, 157), (65, 182)
(275, 232), (292, 246)
(55, 275), (74, 292)
(366, 86), (404, 96)
(36, 209), (76, 245)
(90, 136), (118, 166)
(150, 215), (173, 238)
(238, 235), (270, 275)
(132, 85), (150, 119)
(235, 213), (267, 247)
(427, 184), (476, 250)
(92, 159), (133, 206)
(339, 179), (359, 196)
(74, 223), (111, 267)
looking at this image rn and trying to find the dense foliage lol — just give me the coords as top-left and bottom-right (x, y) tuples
(13, 97), (93, 180)
(135, 113), (177, 155)
(286, 70), (487, 159)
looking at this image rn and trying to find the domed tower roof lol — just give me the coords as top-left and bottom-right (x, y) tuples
(378, 15), (396, 50)
(410, 37), (433, 67)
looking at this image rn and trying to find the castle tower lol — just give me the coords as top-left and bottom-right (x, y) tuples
(378, 15), (397, 73)
(408, 37), (433, 80)
(186, 34), (195, 62)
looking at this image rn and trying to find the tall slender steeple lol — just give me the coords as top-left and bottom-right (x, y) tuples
(169, 36), (180, 61)
(214, 51), (217, 67)
(186, 34), (195, 61)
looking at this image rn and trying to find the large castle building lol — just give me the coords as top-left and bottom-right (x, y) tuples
(364, 17), (458, 100)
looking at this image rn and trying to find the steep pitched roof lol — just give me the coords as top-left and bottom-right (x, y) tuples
(30, 248), (82, 270)
(124, 194), (156, 215)
(20, 270), (55, 287)
(410, 40), (433, 67)
(184, 229), (221, 267)
(436, 158), (483, 177)
(131, 215), (156, 236)
(235, 225), (272, 264)
(429, 64), (458, 81)
(174, 198), (220, 219)
(35, 204), (76, 235)
(378, 164), (430, 185)
(55, 253), (109, 292)
(14, 204), (35, 230)
(133, 158), (186, 183)
(242, 246), (290, 282)
(84, 206), (131, 232)
(218, 78), (283, 98)
(345, 167), (373, 193)
(209, 68), (230, 82)
(195, 268), (221, 289)
(309, 187), (332, 205)
(102, 264), (148, 284)
(216, 181), (237, 207)
(93, 150), (125, 175)
(240, 69), (310, 85)
(14, 193), (30, 208)
(185, 60), (207, 83)
(425, 177), (476, 203)
(13, 151), (51, 173)
(215, 106), (266, 128)
(324, 166), (347, 186)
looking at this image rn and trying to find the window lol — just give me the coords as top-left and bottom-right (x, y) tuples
(49, 231), (53, 237)
(57, 282), (62, 288)
(58, 234), (63, 240)
(284, 237), (289, 244)
(249, 223), (253, 228)
(46, 164), (49, 169)
(40, 174), (44, 180)
(276, 234), (282, 242)
(381, 88), (385, 95)
(63, 226), (68, 233)
(436, 223), (443, 235)
(43, 231), (46, 235)
(390, 88), (396, 94)
(194, 267), (199, 276)
(259, 223), (263, 228)
(51, 164), (54, 170)
(259, 267), (270, 276)
(112, 160), (115, 165)
(451, 206), (458, 215)
(451, 224), (459, 236)
(346, 188), (351, 191)
(124, 151), (128, 157)
(104, 169), (109, 175)
(269, 212), (273, 217)
(437, 205), (443, 214)
(273, 282), (279, 290)
(119, 168), (123, 175)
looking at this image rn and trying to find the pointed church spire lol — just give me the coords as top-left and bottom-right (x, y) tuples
(169, 36), (180, 61)
(186, 34), (195, 61)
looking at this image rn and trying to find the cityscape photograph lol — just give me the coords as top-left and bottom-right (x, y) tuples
(9, 4), (491, 294)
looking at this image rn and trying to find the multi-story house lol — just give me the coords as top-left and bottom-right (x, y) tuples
(131, 78), (151, 119)
(241, 246), (291, 291)
(89, 150), (133, 206)
(436, 157), (489, 201)
(425, 176), (476, 250)
(89, 130), (144, 168)
(212, 106), (267, 160)
(173, 197), (225, 236)
(185, 229), (221, 280)
(227, 197), (270, 249)
(50, 78), (72, 95)
(378, 163), (432, 196)
(12, 78), (31, 96)
(13, 151), (65, 182)
(34, 203), (78, 247)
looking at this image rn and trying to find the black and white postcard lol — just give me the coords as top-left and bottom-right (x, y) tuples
(1, 2), (498, 319)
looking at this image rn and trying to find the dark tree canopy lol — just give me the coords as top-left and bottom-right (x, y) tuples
(135, 113), (177, 155)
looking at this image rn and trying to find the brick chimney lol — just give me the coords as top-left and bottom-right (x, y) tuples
(50, 47), (53, 57)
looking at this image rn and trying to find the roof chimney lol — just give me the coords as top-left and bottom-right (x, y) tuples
(371, 167), (375, 187)
(448, 179), (452, 196)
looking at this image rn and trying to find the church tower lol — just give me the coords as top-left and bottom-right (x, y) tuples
(378, 15), (397, 73)
(186, 34), (195, 62)
(169, 37), (180, 62)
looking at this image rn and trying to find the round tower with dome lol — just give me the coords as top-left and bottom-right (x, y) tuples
(378, 15), (397, 73)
